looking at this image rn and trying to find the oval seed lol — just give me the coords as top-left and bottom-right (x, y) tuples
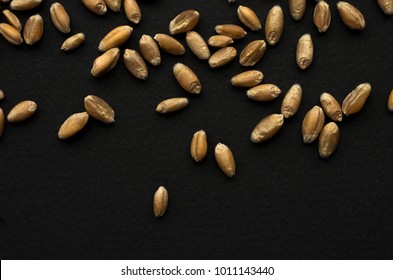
(23, 14), (43, 46)
(302, 105), (325, 144)
(173, 63), (201, 94)
(154, 33), (185, 55)
(342, 83), (371, 116)
(98, 25), (133, 52)
(190, 130), (207, 162)
(313, 1), (331, 33)
(105, 0), (121, 12)
(81, 0), (107, 15)
(153, 186), (168, 218)
(250, 114), (284, 143)
(230, 70), (264, 88)
(289, 0), (306, 21)
(207, 35), (233, 48)
(2, 10), (22, 31)
(139, 34), (161, 66)
(58, 112), (89, 140)
(124, 0), (141, 24)
(123, 49), (148, 80)
(247, 84), (281, 102)
(50, 2), (71, 34)
(239, 39), (266, 67)
(318, 122), (340, 158)
(185, 31), (210, 60)
(388, 89), (393, 111)
(337, 2), (365, 30)
(84, 95), (115, 124)
(265, 5), (284, 45)
(214, 143), (236, 177)
(10, 0), (42, 11)
(169, 10), (199, 35)
(215, 24), (247, 39)
(281, 84), (302, 118)
(208, 47), (237, 68)
(378, 0), (393, 15)
(0, 23), (23, 45)
(61, 33), (85, 52)
(237, 5), (261, 31)
(296, 34), (313, 70)
(91, 47), (120, 77)
(156, 98), (189, 114)
(7, 100), (37, 122)
(320, 92), (342, 122)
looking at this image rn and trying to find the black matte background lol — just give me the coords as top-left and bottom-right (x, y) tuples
(0, 0), (392, 260)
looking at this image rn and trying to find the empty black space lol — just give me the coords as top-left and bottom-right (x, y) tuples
(0, 0), (392, 260)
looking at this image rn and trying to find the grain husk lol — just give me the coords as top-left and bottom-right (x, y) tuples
(318, 122), (340, 158)
(153, 186), (168, 218)
(313, 1), (331, 33)
(154, 33), (185, 55)
(91, 47), (120, 77)
(342, 83), (371, 116)
(302, 105), (325, 143)
(247, 84), (281, 102)
(250, 114), (284, 143)
(185, 31), (210, 60)
(84, 95), (115, 124)
(81, 0), (107, 15)
(23, 14), (43, 46)
(230, 70), (264, 88)
(50, 2), (71, 33)
(281, 84), (302, 118)
(190, 130), (207, 162)
(58, 112), (89, 139)
(320, 92), (342, 122)
(7, 100), (37, 122)
(0, 23), (23, 45)
(10, 0), (42, 10)
(61, 33), (85, 52)
(169, 10), (199, 35)
(173, 63), (201, 94)
(337, 2), (365, 30)
(123, 49), (148, 80)
(378, 0), (393, 15)
(98, 25), (132, 52)
(265, 5), (284, 45)
(156, 98), (189, 114)
(124, 0), (141, 24)
(208, 47), (237, 68)
(239, 39), (266, 66)
(296, 34), (313, 70)
(139, 34), (161, 66)
(289, 0), (306, 21)
(214, 143), (235, 177)
(215, 24), (247, 39)
(207, 35), (233, 48)
(237, 5), (261, 31)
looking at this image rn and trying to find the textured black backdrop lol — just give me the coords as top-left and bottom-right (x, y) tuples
(0, 0), (392, 260)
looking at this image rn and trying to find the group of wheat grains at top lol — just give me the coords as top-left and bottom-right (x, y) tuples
(0, 0), (392, 218)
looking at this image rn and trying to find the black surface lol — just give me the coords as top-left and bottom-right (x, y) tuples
(0, 0), (392, 260)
